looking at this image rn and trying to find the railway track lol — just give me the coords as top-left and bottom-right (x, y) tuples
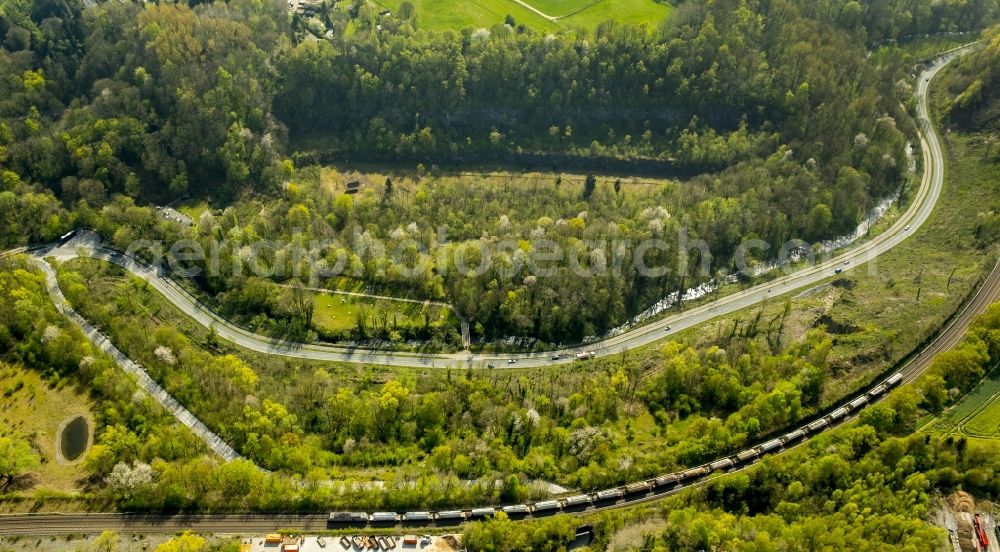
(898, 257), (1000, 387)
(0, 513), (331, 536)
(0, 46), (995, 538)
(2, 257), (996, 538)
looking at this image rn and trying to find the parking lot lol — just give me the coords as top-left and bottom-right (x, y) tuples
(245, 534), (461, 552)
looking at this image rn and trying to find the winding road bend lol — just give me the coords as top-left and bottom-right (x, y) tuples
(34, 259), (241, 462)
(33, 45), (973, 370)
(1, 257), (995, 537)
(0, 46), (993, 536)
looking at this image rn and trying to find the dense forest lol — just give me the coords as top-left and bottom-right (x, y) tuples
(0, 0), (290, 197)
(280, 0), (999, 170)
(0, 1), (998, 546)
(801, 0), (998, 43)
(0, 0), (997, 341)
(48, 256), (1000, 508)
(946, 25), (1000, 132)
(278, 0), (923, 182)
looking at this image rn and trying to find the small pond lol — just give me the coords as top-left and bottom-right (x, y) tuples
(59, 416), (89, 461)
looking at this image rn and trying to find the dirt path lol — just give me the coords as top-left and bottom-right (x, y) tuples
(33, 258), (242, 463)
(510, 0), (557, 21)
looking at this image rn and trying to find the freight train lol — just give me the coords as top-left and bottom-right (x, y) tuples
(328, 371), (905, 527)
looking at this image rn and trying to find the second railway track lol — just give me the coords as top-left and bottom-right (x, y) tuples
(0, 45), (996, 538)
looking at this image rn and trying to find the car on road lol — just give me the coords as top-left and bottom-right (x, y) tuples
(507, 358), (517, 364)
(835, 268), (843, 274)
(551, 354), (561, 360)
(904, 225), (911, 231)
(56, 230), (77, 246)
(664, 325), (672, 331)
(487, 363), (496, 369)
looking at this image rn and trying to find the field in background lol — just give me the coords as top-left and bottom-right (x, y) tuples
(526, 0), (597, 15)
(926, 373), (1000, 442)
(374, 0), (671, 32)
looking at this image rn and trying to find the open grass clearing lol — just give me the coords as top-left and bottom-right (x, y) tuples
(312, 290), (456, 334)
(522, 0), (596, 17)
(0, 365), (93, 493)
(174, 199), (210, 221)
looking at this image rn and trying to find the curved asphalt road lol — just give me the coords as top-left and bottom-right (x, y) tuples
(37, 46), (969, 370)
(0, 44), (990, 538)
(2, 257), (997, 537)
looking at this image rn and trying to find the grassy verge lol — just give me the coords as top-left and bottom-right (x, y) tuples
(870, 33), (980, 64)
(175, 200), (210, 221)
